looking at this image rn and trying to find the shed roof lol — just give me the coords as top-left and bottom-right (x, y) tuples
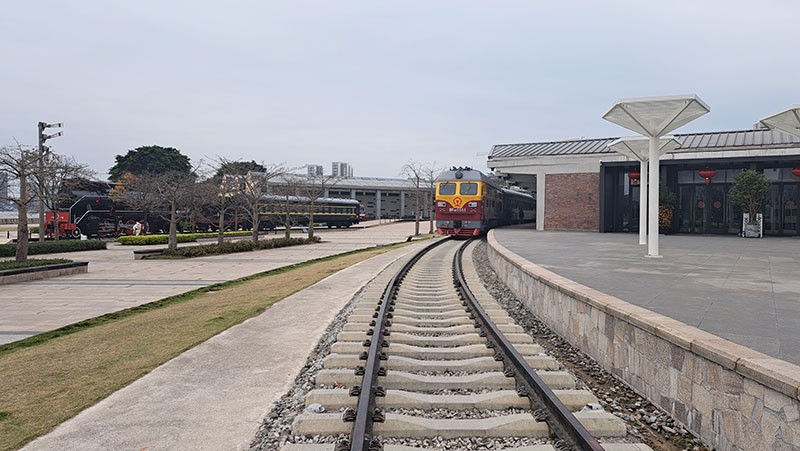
(489, 129), (800, 159)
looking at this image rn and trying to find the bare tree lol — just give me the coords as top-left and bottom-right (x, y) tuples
(0, 143), (39, 262)
(421, 163), (442, 234)
(401, 161), (425, 236)
(401, 160), (440, 236)
(239, 164), (285, 243)
(38, 154), (94, 241)
(298, 173), (342, 239)
(268, 174), (305, 239)
(111, 170), (198, 251)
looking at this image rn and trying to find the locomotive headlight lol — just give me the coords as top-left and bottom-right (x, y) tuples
(437, 201), (446, 207)
(468, 202), (477, 208)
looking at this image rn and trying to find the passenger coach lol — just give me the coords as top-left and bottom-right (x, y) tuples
(435, 167), (535, 237)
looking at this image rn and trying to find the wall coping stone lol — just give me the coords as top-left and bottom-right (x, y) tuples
(487, 230), (800, 400)
(0, 261), (88, 285)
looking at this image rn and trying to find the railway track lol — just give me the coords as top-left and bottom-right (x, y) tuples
(279, 238), (653, 451)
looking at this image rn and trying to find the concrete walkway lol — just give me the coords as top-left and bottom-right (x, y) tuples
(21, 237), (432, 451)
(492, 226), (800, 365)
(0, 222), (419, 344)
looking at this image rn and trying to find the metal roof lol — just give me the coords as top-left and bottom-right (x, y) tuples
(271, 174), (423, 190)
(489, 129), (800, 159)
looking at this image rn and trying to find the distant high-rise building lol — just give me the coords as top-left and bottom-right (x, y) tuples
(332, 162), (353, 178)
(307, 164), (324, 177)
(0, 173), (8, 199)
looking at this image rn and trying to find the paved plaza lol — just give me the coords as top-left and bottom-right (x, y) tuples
(493, 226), (800, 365)
(0, 221), (419, 345)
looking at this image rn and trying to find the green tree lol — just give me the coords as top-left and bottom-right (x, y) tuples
(214, 160), (266, 179)
(729, 169), (771, 220)
(109, 145), (191, 180)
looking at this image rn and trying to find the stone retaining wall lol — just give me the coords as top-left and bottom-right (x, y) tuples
(487, 231), (800, 450)
(0, 262), (88, 285)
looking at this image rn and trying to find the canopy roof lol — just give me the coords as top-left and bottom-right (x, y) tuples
(760, 105), (800, 139)
(602, 95), (710, 137)
(607, 136), (680, 161)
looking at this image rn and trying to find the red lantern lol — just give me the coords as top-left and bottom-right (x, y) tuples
(792, 167), (800, 179)
(628, 170), (641, 185)
(699, 167), (717, 185)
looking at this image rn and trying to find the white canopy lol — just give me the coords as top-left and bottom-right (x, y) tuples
(607, 136), (680, 161)
(759, 105), (800, 139)
(602, 95), (710, 258)
(602, 95), (710, 137)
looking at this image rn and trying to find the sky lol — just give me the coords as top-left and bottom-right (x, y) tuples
(2, 1), (799, 180)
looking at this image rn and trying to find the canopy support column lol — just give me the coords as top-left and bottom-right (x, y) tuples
(647, 137), (660, 257)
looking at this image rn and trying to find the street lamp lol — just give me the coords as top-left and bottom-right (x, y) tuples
(603, 95), (709, 257)
(608, 136), (680, 245)
(37, 122), (63, 241)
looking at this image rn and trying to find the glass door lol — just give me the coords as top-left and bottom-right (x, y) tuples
(678, 185), (707, 233)
(763, 185), (780, 234)
(708, 185), (727, 234)
(783, 184), (799, 235)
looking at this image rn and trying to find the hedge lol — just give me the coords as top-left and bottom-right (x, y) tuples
(161, 236), (321, 258)
(192, 231), (252, 239)
(0, 240), (107, 257)
(117, 231), (253, 245)
(0, 258), (72, 271)
(117, 235), (197, 245)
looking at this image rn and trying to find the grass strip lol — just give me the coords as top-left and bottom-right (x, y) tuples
(0, 241), (414, 451)
(0, 259), (71, 271)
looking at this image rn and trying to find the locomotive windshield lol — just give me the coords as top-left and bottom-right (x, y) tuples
(439, 183), (456, 195)
(459, 183), (478, 195)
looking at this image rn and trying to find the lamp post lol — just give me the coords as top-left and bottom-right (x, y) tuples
(37, 122), (63, 241)
(608, 137), (680, 245)
(603, 95), (709, 257)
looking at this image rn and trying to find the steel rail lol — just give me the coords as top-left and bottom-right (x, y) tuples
(453, 239), (605, 451)
(348, 237), (451, 451)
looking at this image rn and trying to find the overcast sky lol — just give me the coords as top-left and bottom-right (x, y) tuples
(3, 1), (798, 180)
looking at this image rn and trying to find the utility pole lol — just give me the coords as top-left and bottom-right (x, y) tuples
(37, 121), (63, 241)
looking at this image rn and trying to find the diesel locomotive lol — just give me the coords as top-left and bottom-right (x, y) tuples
(435, 167), (535, 237)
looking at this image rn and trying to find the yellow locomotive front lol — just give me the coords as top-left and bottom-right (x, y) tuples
(435, 168), (499, 237)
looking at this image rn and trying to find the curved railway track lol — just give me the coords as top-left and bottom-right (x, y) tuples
(280, 239), (653, 451)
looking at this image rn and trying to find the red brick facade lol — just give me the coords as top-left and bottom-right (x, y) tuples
(544, 172), (600, 231)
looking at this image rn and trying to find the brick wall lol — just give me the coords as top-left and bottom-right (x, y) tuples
(544, 173), (599, 231)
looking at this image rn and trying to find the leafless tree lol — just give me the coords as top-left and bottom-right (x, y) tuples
(421, 163), (442, 234)
(0, 142), (39, 262)
(239, 165), (286, 243)
(111, 170), (198, 251)
(38, 154), (94, 241)
(401, 160), (440, 236)
(298, 173), (342, 239)
(268, 174), (305, 239)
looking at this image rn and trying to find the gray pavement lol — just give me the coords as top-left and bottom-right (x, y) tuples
(0, 221), (420, 344)
(492, 226), (800, 365)
(21, 235), (433, 451)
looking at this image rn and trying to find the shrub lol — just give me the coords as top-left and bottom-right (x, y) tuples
(191, 231), (252, 239)
(117, 231), (252, 245)
(162, 236), (321, 258)
(0, 258), (72, 271)
(117, 235), (197, 245)
(0, 240), (106, 257)
(729, 169), (771, 220)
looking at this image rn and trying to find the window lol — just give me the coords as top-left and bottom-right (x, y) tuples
(459, 183), (478, 195)
(439, 183), (456, 195)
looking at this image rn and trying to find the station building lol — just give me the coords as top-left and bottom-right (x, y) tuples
(487, 127), (800, 236)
